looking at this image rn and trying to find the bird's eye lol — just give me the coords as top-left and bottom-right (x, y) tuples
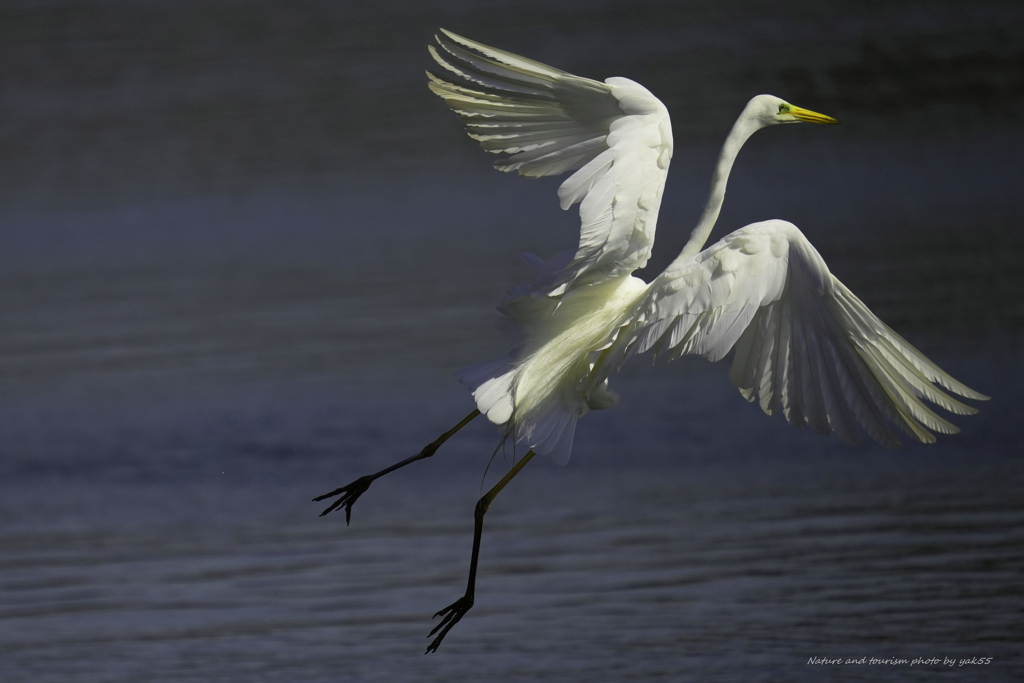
(778, 104), (787, 114)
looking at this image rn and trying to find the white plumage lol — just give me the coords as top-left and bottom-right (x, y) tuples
(428, 29), (986, 462)
(315, 30), (992, 655)
(623, 220), (985, 449)
(429, 30), (673, 291)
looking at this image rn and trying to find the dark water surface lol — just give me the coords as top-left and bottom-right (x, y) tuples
(1, 1), (1023, 680)
(1, 362), (1021, 682)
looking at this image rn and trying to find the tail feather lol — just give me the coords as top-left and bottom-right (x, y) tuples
(457, 357), (583, 464)
(455, 358), (515, 425)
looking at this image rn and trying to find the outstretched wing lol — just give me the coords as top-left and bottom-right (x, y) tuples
(428, 30), (674, 292)
(620, 220), (987, 447)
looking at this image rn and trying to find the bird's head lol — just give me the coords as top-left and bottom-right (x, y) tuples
(747, 94), (839, 128)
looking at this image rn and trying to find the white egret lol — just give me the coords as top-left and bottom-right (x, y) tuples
(316, 30), (987, 653)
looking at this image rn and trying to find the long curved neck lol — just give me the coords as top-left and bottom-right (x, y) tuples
(677, 113), (762, 261)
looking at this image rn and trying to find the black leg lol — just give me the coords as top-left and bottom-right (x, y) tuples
(314, 409), (480, 523)
(426, 449), (536, 654)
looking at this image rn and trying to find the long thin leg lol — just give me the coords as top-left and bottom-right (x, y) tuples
(314, 409), (480, 523)
(425, 449), (536, 654)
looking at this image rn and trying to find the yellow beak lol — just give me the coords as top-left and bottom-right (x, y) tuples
(788, 105), (839, 124)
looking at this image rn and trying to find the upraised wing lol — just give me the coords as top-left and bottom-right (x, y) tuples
(620, 220), (987, 447)
(428, 29), (674, 292)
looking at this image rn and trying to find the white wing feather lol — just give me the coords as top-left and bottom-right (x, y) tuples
(428, 30), (674, 291)
(621, 220), (988, 448)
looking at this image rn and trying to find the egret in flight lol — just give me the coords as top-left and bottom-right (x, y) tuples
(316, 30), (986, 653)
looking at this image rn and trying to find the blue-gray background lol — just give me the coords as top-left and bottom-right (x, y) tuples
(1, 1), (1021, 681)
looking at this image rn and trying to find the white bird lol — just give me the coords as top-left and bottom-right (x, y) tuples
(316, 30), (987, 653)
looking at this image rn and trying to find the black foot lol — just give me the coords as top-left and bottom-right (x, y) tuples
(312, 476), (372, 524)
(425, 594), (473, 654)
